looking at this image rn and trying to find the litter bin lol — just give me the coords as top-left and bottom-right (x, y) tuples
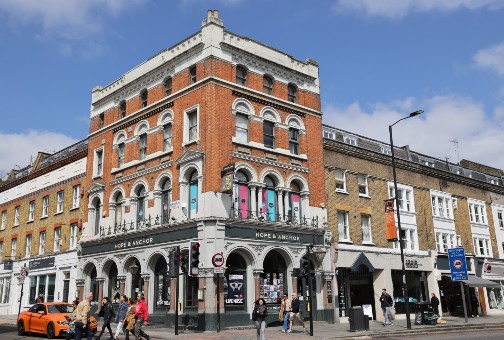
(424, 313), (438, 325)
(349, 307), (368, 332)
(414, 302), (433, 325)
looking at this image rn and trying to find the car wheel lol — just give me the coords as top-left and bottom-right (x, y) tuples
(47, 322), (55, 339)
(17, 320), (26, 335)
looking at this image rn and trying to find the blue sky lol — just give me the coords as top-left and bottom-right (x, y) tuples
(1, 0), (504, 175)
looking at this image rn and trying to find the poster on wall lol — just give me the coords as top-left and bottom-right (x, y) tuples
(225, 274), (244, 305)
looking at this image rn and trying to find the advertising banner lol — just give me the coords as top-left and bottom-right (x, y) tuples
(385, 199), (398, 241)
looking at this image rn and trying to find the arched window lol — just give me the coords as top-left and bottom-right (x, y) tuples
(289, 181), (302, 224)
(141, 89), (148, 108)
(164, 77), (172, 97)
(235, 171), (250, 218)
(154, 257), (170, 310)
(90, 267), (98, 304)
(161, 178), (171, 223)
(289, 127), (300, 155)
(107, 263), (119, 303)
(262, 176), (277, 221)
(93, 198), (101, 235)
(225, 253), (247, 311)
(263, 75), (273, 95)
(163, 124), (172, 151)
(136, 186), (146, 222)
(288, 84), (297, 103)
(139, 133), (147, 160)
(263, 120), (275, 149)
(236, 66), (247, 86)
(114, 192), (123, 227)
(188, 171), (198, 219)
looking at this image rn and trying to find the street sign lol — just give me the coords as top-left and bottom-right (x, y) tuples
(212, 253), (224, 267)
(214, 267), (225, 274)
(448, 247), (468, 281)
(19, 266), (28, 283)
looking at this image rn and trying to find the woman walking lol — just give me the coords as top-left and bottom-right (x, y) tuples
(66, 300), (79, 340)
(95, 297), (115, 340)
(113, 295), (129, 340)
(124, 298), (136, 340)
(253, 298), (267, 340)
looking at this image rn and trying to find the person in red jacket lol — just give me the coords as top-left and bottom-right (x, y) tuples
(134, 292), (150, 340)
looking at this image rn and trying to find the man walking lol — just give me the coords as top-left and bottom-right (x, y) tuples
(75, 292), (93, 340)
(134, 292), (150, 340)
(380, 289), (393, 326)
(289, 293), (308, 334)
(280, 294), (291, 333)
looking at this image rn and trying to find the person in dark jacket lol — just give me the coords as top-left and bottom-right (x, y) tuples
(289, 293), (307, 333)
(253, 298), (267, 340)
(95, 297), (115, 340)
(471, 295), (480, 317)
(113, 295), (129, 340)
(431, 293), (440, 316)
(380, 289), (394, 326)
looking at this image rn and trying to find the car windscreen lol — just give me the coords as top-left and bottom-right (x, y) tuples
(47, 305), (73, 314)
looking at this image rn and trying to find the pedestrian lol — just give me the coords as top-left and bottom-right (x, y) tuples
(471, 295), (480, 317)
(280, 293), (291, 333)
(36, 294), (45, 303)
(95, 297), (115, 340)
(380, 288), (394, 326)
(489, 289), (497, 309)
(252, 298), (267, 340)
(124, 298), (136, 340)
(289, 293), (308, 333)
(431, 293), (440, 316)
(75, 292), (93, 340)
(66, 299), (79, 340)
(133, 292), (150, 340)
(114, 295), (129, 340)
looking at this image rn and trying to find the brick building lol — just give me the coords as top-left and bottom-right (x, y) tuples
(0, 140), (87, 315)
(323, 125), (504, 321)
(78, 11), (331, 328)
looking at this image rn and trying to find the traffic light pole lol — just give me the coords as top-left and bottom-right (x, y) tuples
(175, 246), (180, 336)
(306, 245), (314, 336)
(216, 272), (220, 333)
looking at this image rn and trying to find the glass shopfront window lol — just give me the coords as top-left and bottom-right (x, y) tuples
(224, 253), (247, 311)
(260, 250), (286, 306)
(155, 257), (170, 310)
(107, 263), (119, 303)
(392, 270), (429, 314)
(29, 274), (56, 303)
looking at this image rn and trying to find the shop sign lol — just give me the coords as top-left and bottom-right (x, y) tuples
(221, 164), (235, 194)
(255, 231), (300, 242)
(405, 259), (421, 269)
(114, 236), (154, 250)
(225, 226), (324, 245)
(29, 257), (55, 271)
(224, 274), (244, 305)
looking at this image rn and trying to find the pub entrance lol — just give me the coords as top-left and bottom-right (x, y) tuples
(349, 265), (375, 319)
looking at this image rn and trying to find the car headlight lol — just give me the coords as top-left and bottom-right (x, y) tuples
(57, 321), (68, 325)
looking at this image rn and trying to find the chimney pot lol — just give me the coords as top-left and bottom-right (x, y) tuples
(207, 10), (212, 19)
(214, 10), (219, 18)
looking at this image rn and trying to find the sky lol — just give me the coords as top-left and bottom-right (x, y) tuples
(1, 0), (504, 176)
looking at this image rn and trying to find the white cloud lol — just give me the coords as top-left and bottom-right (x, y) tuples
(322, 95), (504, 170)
(333, 0), (504, 19)
(473, 41), (504, 77)
(0, 0), (146, 40)
(0, 130), (78, 176)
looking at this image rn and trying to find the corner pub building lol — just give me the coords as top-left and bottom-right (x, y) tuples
(77, 11), (333, 329)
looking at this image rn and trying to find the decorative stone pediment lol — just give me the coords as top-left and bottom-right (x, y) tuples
(87, 183), (105, 195)
(176, 150), (205, 166)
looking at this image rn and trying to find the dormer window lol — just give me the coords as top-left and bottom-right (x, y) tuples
(343, 135), (357, 146)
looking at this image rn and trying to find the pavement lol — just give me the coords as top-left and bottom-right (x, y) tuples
(3, 309), (504, 339)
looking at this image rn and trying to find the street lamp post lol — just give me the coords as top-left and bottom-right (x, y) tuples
(389, 110), (423, 330)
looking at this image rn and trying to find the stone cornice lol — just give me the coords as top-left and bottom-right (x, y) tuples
(232, 90), (306, 117)
(112, 102), (174, 133)
(232, 152), (308, 173)
(110, 162), (172, 186)
(323, 139), (504, 195)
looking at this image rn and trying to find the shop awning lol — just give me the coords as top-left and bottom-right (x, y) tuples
(350, 253), (376, 272)
(443, 274), (500, 288)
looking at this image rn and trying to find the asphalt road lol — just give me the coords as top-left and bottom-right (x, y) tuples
(381, 329), (504, 340)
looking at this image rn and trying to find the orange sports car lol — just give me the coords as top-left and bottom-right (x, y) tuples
(17, 302), (98, 338)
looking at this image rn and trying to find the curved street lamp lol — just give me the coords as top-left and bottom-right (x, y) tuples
(389, 110), (423, 330)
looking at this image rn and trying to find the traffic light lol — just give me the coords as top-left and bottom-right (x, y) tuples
(169, 250), (180, 277)
(300, 257), (310, 277)
(180, 252), (188, 274)
(189, 241), (200, 276)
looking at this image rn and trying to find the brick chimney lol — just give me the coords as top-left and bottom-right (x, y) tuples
(202, 9), (223, 27)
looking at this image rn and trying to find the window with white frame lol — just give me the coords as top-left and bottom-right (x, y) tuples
(94, 149), (103, 177)
(497, 210), (504, 229)
(28, 201), (35, 221)
(394, 228), (417, 251)
(0, 277), (10, 304)
(39, 231), (46, 255)
(54, 228), (61, 252)
(473, 237), (491, 257)
(357, 174), (369, 196)
(435, 231), (457, 253)
(381, 145), (392, 156)
(431, 192), (452, 219)
(72, 186), (80, 209)
(0, 211), (5, 230)
(139, 133), (147, 160)
(343, 135), (357, 146)
(70, 223), (78, 249)
(56, 191), (64, 213)
(163, 124), (172, 151)
(185, 108), (198, 143)
(469, 200), (487, 224)
(263, 120), (275, 148)
(389, 185), (413, 212)
(25, 234), (32, 258)
(361, 214), (372, 243)
(10, 238), (17, 259)
(42, 196), (49, 218)
(14, 206), (20, 226)
(118, 142), (125, 167)
(335, 169), (347, 192)
(235, 113), (248, 143)
(289, 128), (300, 155)
(337, 210), (350, 242)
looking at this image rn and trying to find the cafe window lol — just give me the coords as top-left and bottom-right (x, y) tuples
(29, 274), (56, 304)
(224, 253), (247, 311)
(260, 250), (286, 305)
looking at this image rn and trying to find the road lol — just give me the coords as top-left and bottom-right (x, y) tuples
(378, 329), (504, 339)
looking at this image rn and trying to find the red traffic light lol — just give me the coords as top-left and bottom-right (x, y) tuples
(192, 242), (200, 250)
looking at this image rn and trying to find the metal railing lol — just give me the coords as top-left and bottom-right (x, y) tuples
(229, 207), (319, 228)
(99, 214), (172, 237)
